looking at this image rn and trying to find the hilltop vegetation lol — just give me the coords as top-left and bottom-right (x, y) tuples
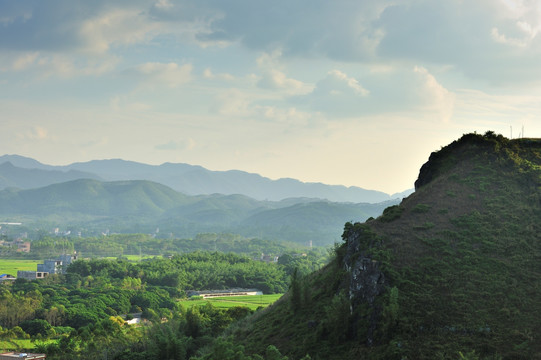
(228, 132), (541, 359)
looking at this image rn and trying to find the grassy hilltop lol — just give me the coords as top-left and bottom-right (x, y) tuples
(231, 132), (541, 359)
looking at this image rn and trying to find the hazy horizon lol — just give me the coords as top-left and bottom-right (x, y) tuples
(0, 153), (413, 196)
(2, 0), (540, 194)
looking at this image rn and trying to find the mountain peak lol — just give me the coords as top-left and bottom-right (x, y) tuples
(235, 132), (541, 359)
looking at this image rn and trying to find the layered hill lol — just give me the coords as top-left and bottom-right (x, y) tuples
(0, 179), (395, 245)
(0, 155), (411, 202)
(232, 133), (541, 359)
(0, 161), (102, 189)
(0, 179), (188, 216)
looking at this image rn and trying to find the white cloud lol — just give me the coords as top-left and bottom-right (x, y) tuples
(19, 126), (50, 141)
(257, 106), (312, 126)
(211, 89), (253, 116)
(203, 68), (234, 81)
(0, 50), (120, 78)
(79, 8), (158, 54)
(491, 27), (528, 47)
(12, 52), (39, 70)
(134, 62), (192, 88)
(413, 66), (455, 122)
(321, 70), (369, 97)
(298, 69), (370, 116)
(256, 52), (312, 95)
(154, 0), (174, 10)
(155, 138), (196, 151)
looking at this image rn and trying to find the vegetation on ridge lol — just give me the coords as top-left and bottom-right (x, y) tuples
(229, 132), (541, 359)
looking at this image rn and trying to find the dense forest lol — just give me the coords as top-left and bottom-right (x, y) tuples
(0, 251), (326, 359)
(0, 232), (317, 260)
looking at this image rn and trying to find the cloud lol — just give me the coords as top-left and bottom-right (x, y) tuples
(296, 69), (370, 116)
(78, 7), (158, 54)
(315, 70), (369, 97)
(3, 0), (541, 87)
(154, 0), (174, 10)
(0, 1), (209, 54)
(197, 0), (387, 60)
(375, 1), (541, 84)
(211, 89), (253, 116)
(109, 96), (152, 112)
(203, 68), (234, 81)
(19, 126), (50, 141)
(257, 106), (313, 126)
(1, 51), (121, 78)
(155, 138), (196, 151)
(11, 52), (39, 70)
(255, 52), (312, 94)
(413, 66), (455, 122)
(134, 62), (193, 88)
(290, 65), (455, 120)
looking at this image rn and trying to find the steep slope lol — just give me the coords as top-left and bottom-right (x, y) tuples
(233, 133), (541, 359)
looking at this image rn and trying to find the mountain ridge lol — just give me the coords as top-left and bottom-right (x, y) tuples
(0, 178), (397, 245)
(0, 154), (412, 203)
(231, 133), (541, 359)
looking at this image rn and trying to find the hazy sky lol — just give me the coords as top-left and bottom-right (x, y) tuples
(1, 0), (540, 194)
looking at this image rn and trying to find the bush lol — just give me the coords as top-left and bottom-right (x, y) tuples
(380, 205), (404, 222)
(412, 204), (431, 213)
(20, 319), (52, 336)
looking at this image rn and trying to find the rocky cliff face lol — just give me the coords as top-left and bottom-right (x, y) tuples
(342, 223), (386, 345)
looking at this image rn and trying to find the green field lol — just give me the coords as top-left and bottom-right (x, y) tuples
(0, 339), (57, 352)
(179, 294), (283, 310)
(0, 259), (42, 276)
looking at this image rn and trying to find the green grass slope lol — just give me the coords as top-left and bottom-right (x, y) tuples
(232, 132), (541, 359)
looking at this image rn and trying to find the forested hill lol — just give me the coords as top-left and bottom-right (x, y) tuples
(0, 178), (396, 245)
(0, 179), (189, 216)
(231, 133), (541, 359)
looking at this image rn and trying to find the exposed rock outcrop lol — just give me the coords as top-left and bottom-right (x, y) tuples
(342, 223), (386, 345)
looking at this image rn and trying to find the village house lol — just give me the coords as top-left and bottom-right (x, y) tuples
(0, 352), (46, 360)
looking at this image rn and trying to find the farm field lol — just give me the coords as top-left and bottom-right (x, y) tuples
(179, 294), (283, 310)
(0, 339), (56, 352)
(0, 259), (42, 276)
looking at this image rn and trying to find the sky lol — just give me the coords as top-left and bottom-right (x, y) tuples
(1, 0), (541, 195)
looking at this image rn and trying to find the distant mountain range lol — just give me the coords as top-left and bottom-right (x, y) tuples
(0, 154), (412, 202)
(0, 178), (397, 245)
(0, 154), (411, 244)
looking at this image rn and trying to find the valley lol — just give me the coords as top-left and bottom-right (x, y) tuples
(0, 132), (539, 359)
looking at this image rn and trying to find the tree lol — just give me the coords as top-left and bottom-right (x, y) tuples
(289, 268), (302, 313)
(20, 319), (52, 337)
